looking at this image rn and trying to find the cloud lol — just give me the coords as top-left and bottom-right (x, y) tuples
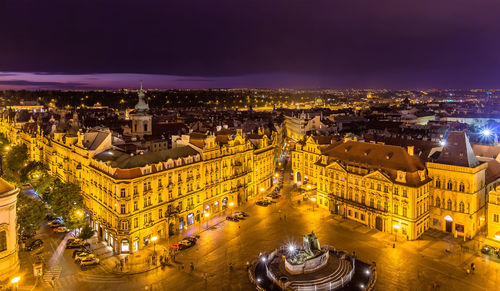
(0, 80), (88, 88)
(0, 73), (18, 77)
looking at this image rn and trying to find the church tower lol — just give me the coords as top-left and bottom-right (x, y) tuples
(130, 82), (152, 138)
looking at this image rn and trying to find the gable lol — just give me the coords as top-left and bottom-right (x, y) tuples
(365, 170), (392, 183)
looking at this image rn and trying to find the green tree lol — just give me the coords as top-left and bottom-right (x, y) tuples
(78, 223), (95, 241)
(16, 191), (46, 235)
(49, 180), (83, 229)
(4, 143), (28, 178)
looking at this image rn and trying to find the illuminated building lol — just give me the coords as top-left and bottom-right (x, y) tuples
(293, 137), (432, 240)
(427, 131), (487, 239)
(0, 91), (277, 254)
(0, 178), (20, 282)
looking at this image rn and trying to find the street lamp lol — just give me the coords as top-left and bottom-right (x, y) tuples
(11, 276), (20, 291)
(393, 224), (400, 242)
(204, 212), (210, 228)
(76, 210), (83, 217)
(311, 197), (316, 211)
(151, 235), (158, 255)
(229, 202), (234, 215)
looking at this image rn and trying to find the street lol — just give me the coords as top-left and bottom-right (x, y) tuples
(18, 171), (500, 291)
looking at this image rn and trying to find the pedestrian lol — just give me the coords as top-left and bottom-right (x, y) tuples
(190, 262), (194, 272)
(471, 263), (475, 272)
(182, 263), (185, 269)
(125, 256), (128, 264)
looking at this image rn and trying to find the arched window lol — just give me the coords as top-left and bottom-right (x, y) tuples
(459, 202), (465, 213)
(435, 197), (441, 208)
(447, 180), (453, 190)
(459, 183), (465, 192)
(355, 193), (359, 202)
(377, 200), (381, 209)
(435, 179), (441, 188)
(361, 195), (365, 205)
(370, 198), (374, 208)
(447, 199), (452, 210)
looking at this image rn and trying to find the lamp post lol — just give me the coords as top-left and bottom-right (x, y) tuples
(393, 224), (400, 242)
(151, 235), (158, 255)
(204, 212), (210, 229)
(229, 202), (234, 215)
(311, 197), (316, 212)
(11, 276), (20, 291)
(260, 187), (265, 199)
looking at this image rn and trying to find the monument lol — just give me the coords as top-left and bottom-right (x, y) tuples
(249, 231), (376, 291)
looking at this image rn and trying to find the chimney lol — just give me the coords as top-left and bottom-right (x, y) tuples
(407, 146), (414, 156)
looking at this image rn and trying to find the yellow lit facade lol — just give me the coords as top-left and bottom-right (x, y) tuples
(0, 116), (277, 254)
(486, 187), (500, 248)
(293, 137), (432, 240)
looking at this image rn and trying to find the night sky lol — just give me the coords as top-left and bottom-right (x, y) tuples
(1, 0), (500, 90)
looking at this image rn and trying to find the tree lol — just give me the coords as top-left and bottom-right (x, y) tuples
(16, 191), (46, 235)
(49, 180), (83, 228)
(4, 143), (28, 179)
(78, 223), (95, 241)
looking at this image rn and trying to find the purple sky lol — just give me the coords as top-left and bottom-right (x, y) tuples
(1, 0), (500, 90)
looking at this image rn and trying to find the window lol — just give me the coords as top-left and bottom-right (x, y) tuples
(447, 199), (452, 210)
(394, 204), (399, 215)
(134, 217), (138, 228)
(133, 185), (138, 195)
(144, 214), (148, 224)
(370, 198), (374, 208)
(394, 187), (399, 195)
(435, 197), (440, 208)
(158, 193), (163, 203)
(159, 208), (163, 219)
(402, 207), (407, 217)
(402, 188), (407, 198)
(435, 179), (441, 188)
(0, 231), (6, 252)
(377, 200), (381, 209)
(494, 214), (499, 223)
(459, 202), (465, 213)
(384, 185), (388, 193)
(158, 179), (163, 188)
(384, 202), (388, 211)
(459, 183), (465, 192)
(120, 204), (126, 214)
(143, 182), (147, 192)
(134, 201), (138, 211)
(361, 195), (365, 205)
(447, 180), (453, 190)
(120, 189), (126, 198)
(360, 214), (365, 221)
(121, 220), (128, 230)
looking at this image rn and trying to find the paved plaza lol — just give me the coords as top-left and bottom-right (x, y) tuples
(17, 173), (500, 291)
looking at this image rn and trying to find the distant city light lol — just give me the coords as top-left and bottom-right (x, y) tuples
(482, 129), (492, 137)
(439, 140), (446, 146)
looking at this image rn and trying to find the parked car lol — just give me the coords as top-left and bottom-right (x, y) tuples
(179, 239), (194, 249)
(80, 257), (100, 267)
(67, 240), (90, 249)
(72, 249), (89, 258)
(26, 239), (43, 251)
(234, 211), (248, 217)
(256, 200), (270, 206)
(226, 215), (239, 222)
(233, 213), (245, 219)
(53, 226), (69, 233)
(74, 252), (94, 262)
(171, 242), (190, 251)
(182, 235), (199, 244)
(48, 221), (64, 228)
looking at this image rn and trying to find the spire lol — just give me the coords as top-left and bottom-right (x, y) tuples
(134, 81), (149, 113)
